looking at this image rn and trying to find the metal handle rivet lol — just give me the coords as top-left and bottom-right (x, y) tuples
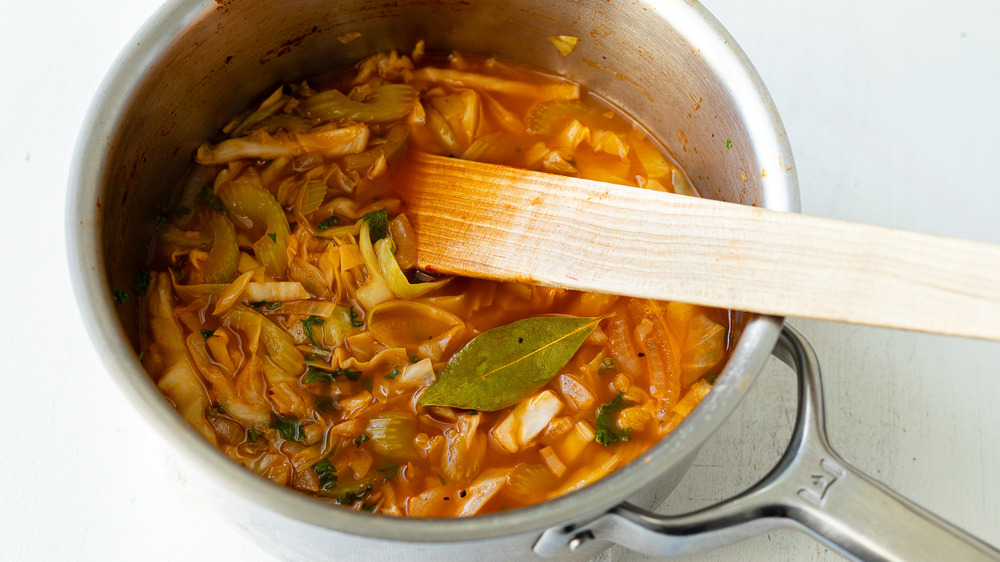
(568, 530), (595, 551)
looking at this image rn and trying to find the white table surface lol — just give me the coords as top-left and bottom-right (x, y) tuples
(3, 1), (999, 560)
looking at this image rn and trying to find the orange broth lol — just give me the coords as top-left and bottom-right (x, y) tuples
(138, 45), (731, 517)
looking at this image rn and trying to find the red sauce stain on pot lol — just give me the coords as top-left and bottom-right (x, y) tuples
(259, 26), (322, 64)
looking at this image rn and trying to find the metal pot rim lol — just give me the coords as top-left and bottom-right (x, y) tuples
(66, 0), (798, 544)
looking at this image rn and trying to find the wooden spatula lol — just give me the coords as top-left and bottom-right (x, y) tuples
(399, 152), (1000, 342)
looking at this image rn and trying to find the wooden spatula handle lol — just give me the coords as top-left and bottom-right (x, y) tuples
(403, 153), (1000, 341)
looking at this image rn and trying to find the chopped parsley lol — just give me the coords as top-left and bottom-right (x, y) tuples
(725, 139), (733, 150)
(303, 367), (332, 384)
(132, 270), (150, 296)
(386, 366), (401, 380)
(376, 464), (400, 479)
(313, 457), (338, 491)
(353, 434), (370, 447)
(266, 232), (277, 243)
(247, 428), (264, 442)
(338, 483), (374, 505)
(301, 315), (324, 347)
(349, 307), (364, 328)
(595, 392), (632, 446)
(270, 416), (305, 441)
(362, 208), (390, 242)
(303, 367), (363, 384)
(318, 216), (339, 230)
(315, 397), (335, 414)
(250, 300), (281, 310)
(198, 186), (226, 212)
(599, 358), (615, 373)
(200, 329), (215, 340)
(112, 288), (128, 305)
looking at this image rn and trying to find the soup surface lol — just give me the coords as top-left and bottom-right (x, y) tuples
(136, 44), (730, 516)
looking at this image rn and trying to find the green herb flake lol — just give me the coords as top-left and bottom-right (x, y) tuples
(318, 215), (340, 230)
(315, 397), (335, 414)
(250, 300), (281, 310)
(112, 288), (128, 305)
(725, 139), (733, 150)
(314, 457), (338, 491)
(200, 329), (215, 340)
(438, 475), (447, 486)
(350, 306), (365, 328)
(361, 376), (374, 392)
(303, 367), (363, 384)
(301, 315), (325, 347)
(418, 316), (603, 411)
(173, 207), (192, 219)
(247, 428), (264, 442)
(376, 464), (400, 479)
(386, 366), (401, 380)
(132, 270), (151, 296)
(154, 215), (168, 231)
(266, 232), (277, 243)
(199, 186), (226, 212)
(338, 483), (374, 505)
(599, 358), (615, 373)
(595, 392), (632, 446)
(353, 434), (371, 447)
(303, 367), (332, 384)
(270, 416), (305, 441)
(359, 504), (377, 512)
(314, 458), (336, 476)
(362, 208), (390, 242)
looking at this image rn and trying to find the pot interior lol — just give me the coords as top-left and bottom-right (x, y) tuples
(72, 0), (796, 546)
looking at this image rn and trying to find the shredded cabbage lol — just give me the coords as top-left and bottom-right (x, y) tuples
(217, 171), (291, 278)
(374, 238), (449, 299)
(301, 84), (418, 123)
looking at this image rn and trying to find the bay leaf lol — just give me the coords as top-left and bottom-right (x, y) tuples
(418, 315), (602, 411)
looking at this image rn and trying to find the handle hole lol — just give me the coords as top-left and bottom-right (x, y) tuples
(655, 355), (796, 516)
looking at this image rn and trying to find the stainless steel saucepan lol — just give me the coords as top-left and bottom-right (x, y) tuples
(66, 0), (1000, 560)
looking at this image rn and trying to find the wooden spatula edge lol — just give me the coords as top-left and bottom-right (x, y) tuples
(400, 152), (1000, 342)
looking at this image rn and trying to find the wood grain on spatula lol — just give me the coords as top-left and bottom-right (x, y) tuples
(399, 151), (1000, 342)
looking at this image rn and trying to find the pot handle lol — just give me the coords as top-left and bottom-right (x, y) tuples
(534, 325), (1000, 561)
